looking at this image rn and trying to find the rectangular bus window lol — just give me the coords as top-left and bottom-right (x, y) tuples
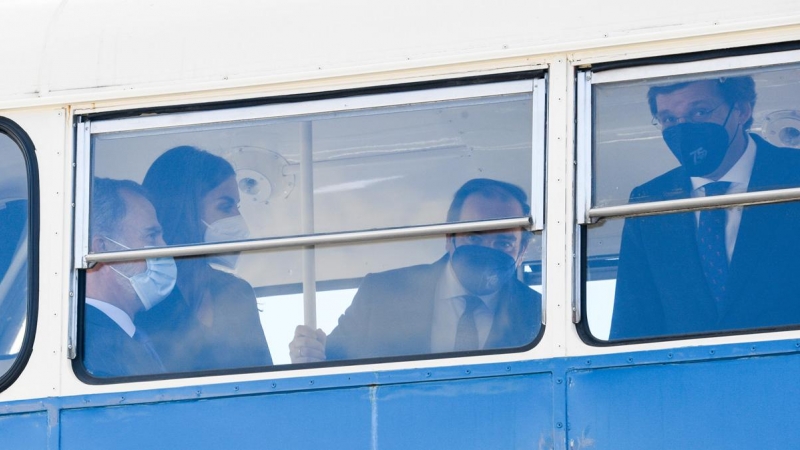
(0, 132), (30, 378)
(79, 80), (545, 379)
(582, 61), (800, 342)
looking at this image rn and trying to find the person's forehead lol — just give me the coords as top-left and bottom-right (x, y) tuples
(119, 189), (158, 229)
(205, 176), (239, 201)
(655, 80), (723, 111)
(459, 192), (523, 221)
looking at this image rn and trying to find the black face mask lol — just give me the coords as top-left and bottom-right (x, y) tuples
(662, 122), (731, 177)
(451, 245), (517, 296)
(660, 107), (735, 177)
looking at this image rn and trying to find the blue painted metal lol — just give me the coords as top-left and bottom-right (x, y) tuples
(0, 411), (49, 449)
(3, 337), (800, 449)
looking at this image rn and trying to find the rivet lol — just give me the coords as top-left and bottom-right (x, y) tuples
(556, 422), (563, 428)
(556, 378), (563, 384)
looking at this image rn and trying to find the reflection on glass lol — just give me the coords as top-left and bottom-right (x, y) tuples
(593, 64), (800, 208)
(585, 201), (800, 341)
(91, 91), (533, 250)
(0, 133), (29, 376)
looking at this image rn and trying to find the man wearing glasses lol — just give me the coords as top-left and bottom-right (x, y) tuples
(611, 76), (800, 340)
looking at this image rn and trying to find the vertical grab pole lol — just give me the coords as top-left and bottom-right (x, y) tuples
(300, 121), (317, 329)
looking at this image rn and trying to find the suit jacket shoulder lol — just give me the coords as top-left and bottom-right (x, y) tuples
(326, 258), (445, 361)
(83, 305), (162, 378)
(326, 257), (542, 360)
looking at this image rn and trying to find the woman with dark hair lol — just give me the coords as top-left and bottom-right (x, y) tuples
(138, 146), (272, 372)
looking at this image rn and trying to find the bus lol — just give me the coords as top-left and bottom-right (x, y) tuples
(2, 1), (800, 448)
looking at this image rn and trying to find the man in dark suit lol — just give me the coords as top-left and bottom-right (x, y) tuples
(611, 76), (800, 340)
(290, 178), (542, 362)
(83, 178), (176, 377)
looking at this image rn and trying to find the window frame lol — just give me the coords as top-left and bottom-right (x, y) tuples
(71, 74), (548, 382)
(0, 117), (39, 392)
(575, 50), (800, 345)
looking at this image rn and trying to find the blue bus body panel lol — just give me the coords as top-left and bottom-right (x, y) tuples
(60, 387), (373, 449)
(59, 372), (554, 450)
(6, 339), (800, 449)
(0, 411), (49, 449)
(566, 351), (800, 449)
(376, 373), (554, 449)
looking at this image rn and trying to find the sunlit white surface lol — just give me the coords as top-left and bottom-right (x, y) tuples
(258, 289), (356, 365)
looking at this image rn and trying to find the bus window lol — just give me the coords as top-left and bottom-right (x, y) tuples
(78, 79), (545, 379)
(0, 120), (36, 390)
(580, 57), (800, 342)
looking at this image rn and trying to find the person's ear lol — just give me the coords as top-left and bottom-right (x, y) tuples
(734, 101), (753, 127)
(90, 235), (107, 253)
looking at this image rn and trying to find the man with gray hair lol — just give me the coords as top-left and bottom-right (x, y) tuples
(83, 178), (176, 377)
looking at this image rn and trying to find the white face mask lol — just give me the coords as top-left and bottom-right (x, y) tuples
(202, 215), (250, 269)
(104, 237), (177, 311)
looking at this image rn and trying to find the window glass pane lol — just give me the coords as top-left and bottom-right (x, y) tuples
(82, 83), (543, 378)
(83, 230), (542, 375)
(90, 91), (533, 251)
(0, 133), (29, 376)
(587, 61), (800, 342)
(584, 201), (800, 341)
(593, 63), (800, 208)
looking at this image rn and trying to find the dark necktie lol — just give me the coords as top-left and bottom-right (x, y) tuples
(696, 181), (731, 309)
(133, 328), (166, 372)
(454, 295), (482, 351)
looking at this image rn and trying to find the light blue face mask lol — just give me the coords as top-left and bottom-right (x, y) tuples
(104, 237), (177, 311)
(202, 215), (250, 270)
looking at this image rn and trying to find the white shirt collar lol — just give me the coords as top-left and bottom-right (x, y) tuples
(86, 298), (136, 337)
(690, 134), (756, 193)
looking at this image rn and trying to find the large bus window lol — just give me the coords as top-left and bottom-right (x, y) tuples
(77, 79), (545, 380)
(580, 58), (800, 342)
(0, 119), (37, 390)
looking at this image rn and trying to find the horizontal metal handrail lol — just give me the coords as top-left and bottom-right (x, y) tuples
(588, 187), (800, 221)
(84, 217), (532, 264)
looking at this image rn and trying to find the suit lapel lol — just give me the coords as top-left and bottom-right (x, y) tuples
(642, 171), (720, 326)
(393, 258), (447, 355)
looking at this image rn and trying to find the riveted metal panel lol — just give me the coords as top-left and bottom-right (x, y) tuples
(566, 352), (800, 449)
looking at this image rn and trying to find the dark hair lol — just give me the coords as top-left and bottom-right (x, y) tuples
(446, 178), (532, 245)
(142, 146), (235, 246)
(142, 146), (236, 305)
(90, 177), (149, 240)
(647, 76), (757, 130)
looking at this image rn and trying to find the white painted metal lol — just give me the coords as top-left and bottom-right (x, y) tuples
(531, 77), (547, 232)
(83, 217), (533, 263)
(589, 187), (800, 220)
(300, 122), (317, 330)
(575, 72), (593, 226)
